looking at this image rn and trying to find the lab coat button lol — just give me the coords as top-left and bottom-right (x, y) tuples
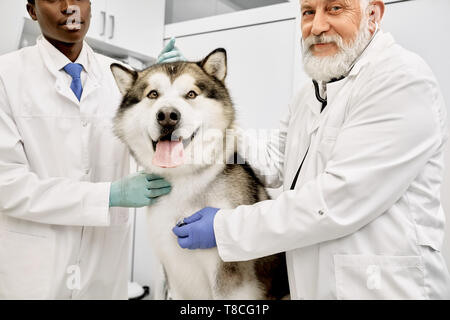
(82, 121), (88, 127)
(318, 210), (325, 216)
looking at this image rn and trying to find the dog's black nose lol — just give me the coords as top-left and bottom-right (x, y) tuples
(156, 107), (181, 127)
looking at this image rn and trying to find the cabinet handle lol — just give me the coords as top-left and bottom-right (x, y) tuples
(100, 11), (106, 36)
(109, 15), (115, 40)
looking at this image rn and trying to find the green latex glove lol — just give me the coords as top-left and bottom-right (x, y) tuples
(156, 37), (186, 64)
(109, 172), (171, 208)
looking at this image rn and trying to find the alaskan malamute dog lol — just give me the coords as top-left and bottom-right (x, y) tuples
(110, 48), (289, 300)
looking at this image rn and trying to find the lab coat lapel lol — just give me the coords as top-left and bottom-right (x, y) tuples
(54, 75), (81, 105)
(38, 37), (103, 105)
(80, 44), (103, 103)
(57, 68), (101, 105)
(80, 74), (100, 103)
(289, 100), (320, 189)
(305, 84), (322, 134)
(326, 79), (347, 114)
(37, 37), (80, 104)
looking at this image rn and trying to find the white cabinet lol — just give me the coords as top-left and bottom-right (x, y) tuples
(87, 0), (165, 57)
(88, 0), (108, 42)
(165, 0), (289, 24)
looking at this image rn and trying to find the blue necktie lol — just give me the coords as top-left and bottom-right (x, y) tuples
(63, 63), (83, 101)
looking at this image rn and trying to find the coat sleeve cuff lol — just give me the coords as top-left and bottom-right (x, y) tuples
(214, 208), (240, 262)
(81, 182), (111, 226)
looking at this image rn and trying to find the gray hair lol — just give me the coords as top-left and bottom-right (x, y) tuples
(361, 0), (371, 12)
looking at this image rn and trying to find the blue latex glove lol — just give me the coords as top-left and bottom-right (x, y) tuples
(172, 207), (219, 249)
(156, 37), (186, 64)
(109, 172), (171, 208)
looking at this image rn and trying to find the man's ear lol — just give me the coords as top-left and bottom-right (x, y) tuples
(110, 63), (138, 96)
(199, 48), (227, 82)
(26, 3), (37, 21)
(368, 0), (385, 34)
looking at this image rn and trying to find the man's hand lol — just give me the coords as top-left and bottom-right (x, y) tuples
(109, 172), (171, 208)
(156, 37), (186, 64)
(172, 207), (219, 249)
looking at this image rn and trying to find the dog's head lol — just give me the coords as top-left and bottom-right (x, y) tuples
(111, 48), (235, 175)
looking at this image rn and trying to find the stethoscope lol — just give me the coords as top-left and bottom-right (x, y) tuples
(310, 22), (380, 112)
(291, 22), (379, 190)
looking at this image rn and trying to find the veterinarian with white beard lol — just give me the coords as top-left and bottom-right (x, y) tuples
(0, 0), (183, 299)
(173, 0), (450, 299)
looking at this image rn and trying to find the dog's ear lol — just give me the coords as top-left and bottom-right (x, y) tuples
(110, 63), (138, 96)
(199, 48), (227, 82)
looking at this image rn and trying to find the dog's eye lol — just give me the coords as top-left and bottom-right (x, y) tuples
(148, 90), (159, 99)
(186, 91), (198, 99)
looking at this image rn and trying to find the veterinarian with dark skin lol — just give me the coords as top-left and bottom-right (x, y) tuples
(0, 0), (183, 299)
(173, 0), (450, 299)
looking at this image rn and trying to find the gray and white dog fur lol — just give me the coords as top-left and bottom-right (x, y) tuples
(110, 48), (289, 300)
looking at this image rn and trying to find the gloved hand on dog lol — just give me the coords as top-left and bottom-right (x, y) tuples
(172, 207), (220, 249)
(109, 172), (171, 208)
(156, 37), (186, 64)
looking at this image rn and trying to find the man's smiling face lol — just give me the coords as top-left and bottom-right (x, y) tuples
(301, 0), (364, 57)
(27, 0), (91, 44)
(299, 0), (380, 82)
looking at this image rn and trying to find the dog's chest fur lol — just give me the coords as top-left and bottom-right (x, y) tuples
(145, 164), (266, 299)
(147, 166), (233, 299)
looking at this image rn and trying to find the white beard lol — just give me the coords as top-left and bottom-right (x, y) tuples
(302, 16), (372, 82)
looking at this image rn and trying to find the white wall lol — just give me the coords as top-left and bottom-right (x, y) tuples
(0, 0), (27, 55)
(174, 20), (296, 130)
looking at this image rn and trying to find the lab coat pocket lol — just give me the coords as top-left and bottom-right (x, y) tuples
(334, 254), (426, 300)
(0, 230), (55, 299)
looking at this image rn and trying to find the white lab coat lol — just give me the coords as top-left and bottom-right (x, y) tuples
(0, 36), (131, 299)
(215, 31), (450, 299)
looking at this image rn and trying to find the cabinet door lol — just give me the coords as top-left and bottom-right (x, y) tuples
(106, 0), (165, 57)
(87, 0), (107, 41)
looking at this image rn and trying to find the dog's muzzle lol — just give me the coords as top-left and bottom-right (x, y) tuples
(151, 107), (200, 168)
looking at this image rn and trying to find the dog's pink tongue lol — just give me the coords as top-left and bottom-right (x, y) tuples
(153, 140), (185, 168)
